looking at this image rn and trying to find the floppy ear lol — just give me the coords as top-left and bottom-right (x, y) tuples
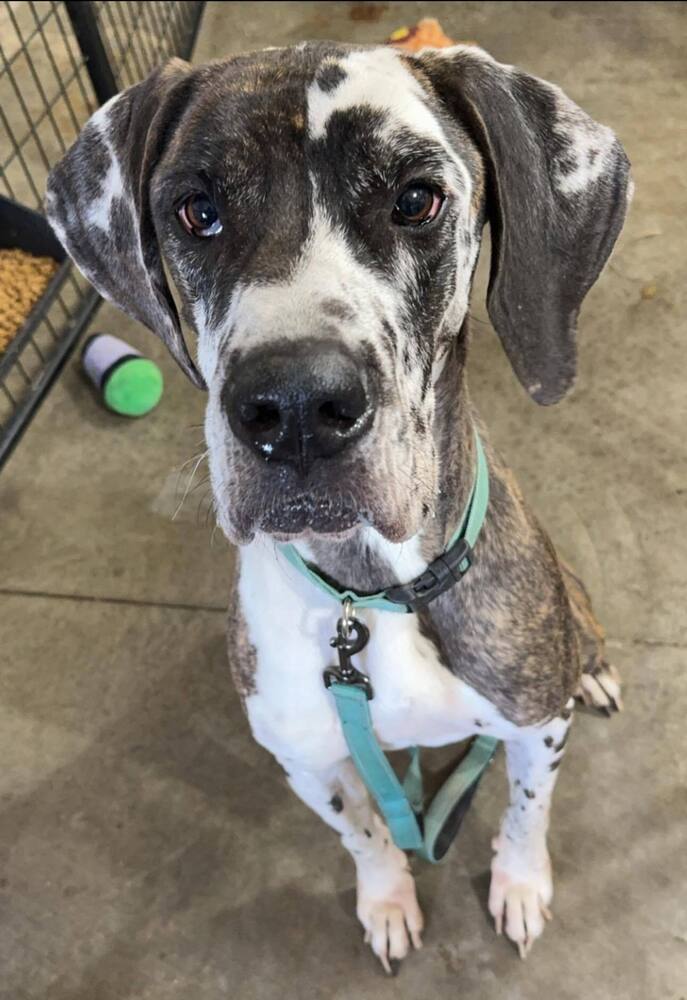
(416, 47), (632, 404)
(46, 59), (205, 388)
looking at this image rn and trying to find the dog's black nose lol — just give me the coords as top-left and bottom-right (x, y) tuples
(224, 339), (375, 475)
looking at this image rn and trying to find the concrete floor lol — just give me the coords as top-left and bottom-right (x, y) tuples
(1, 2), (686, 998)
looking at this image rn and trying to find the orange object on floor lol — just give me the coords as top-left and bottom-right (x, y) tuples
(388, 17), (455, 52)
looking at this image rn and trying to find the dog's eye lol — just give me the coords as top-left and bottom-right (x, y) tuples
(392, 183), (444, 226)
(177, 193), (223, 238)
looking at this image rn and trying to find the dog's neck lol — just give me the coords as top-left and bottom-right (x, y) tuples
(298, 332), (476, 594)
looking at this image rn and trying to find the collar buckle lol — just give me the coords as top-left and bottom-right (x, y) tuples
(385, 538), (473, 610)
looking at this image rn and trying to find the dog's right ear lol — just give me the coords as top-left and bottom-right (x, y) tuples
(46, 59), (205, 388)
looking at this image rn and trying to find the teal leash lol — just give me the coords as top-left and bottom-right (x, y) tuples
(281, 429), (498, 863)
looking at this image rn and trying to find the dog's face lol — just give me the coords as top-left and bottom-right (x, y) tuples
(47, 44), (631, 544)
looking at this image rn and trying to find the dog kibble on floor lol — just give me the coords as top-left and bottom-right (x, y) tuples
(0, 248), (59, 353)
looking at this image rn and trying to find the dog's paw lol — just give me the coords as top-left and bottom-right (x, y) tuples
(489, 839), (553, 959)
(356, 867), (424, 974)
(576, 661), (623, 715)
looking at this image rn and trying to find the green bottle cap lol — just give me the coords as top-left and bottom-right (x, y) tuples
(103, 357), (164, 417)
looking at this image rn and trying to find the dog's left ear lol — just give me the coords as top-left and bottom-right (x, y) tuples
(46, 59), (205, 388)
(415, 47), (632, 404)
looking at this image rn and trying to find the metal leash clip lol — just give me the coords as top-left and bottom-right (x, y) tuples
(323, 598), (373, 699)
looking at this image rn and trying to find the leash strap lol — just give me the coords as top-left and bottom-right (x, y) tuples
(329, 680), (498, 860)
(279, 430), (489, 613)
(329, 682), (424, 851)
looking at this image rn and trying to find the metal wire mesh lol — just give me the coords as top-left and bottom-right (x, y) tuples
(94, 1), (203, 89)
(0, 0), (204, 468)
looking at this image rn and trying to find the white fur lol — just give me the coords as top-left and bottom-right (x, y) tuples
(85, 94), (126, 231)
(550, 89), (617, 195)
(489, 704), (572, 958)
(216, 202), (403, 360)
(240, 537), (518, 768)
(308, 48), (445, 145)
(286, 759), (423, 971)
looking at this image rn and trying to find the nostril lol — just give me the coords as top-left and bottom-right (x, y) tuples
(225, 340), (376, 471)
(239, 401), (281, 434)
(317, 399), (361, 432)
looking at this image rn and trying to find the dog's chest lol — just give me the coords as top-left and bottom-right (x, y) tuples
(238, 545), (512, 772)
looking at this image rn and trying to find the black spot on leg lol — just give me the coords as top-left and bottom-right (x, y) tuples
(524, 788), (536, 799)
(554, 730), (569, 753)
(543, 736), (554, 747)
(561, 708), (572, 721)
(549, 758), (561, 771)
(330, 794), (343, 814)
(364, 828), (372, 838)
(514, 779), (521, 787)
(474, 719), (483, 728)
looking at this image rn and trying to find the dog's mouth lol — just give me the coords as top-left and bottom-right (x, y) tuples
(215, 446), (432, 546)
(257, 490), (366, 539)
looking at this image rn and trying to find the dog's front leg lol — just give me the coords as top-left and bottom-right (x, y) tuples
(489, 701), (573, 958)
(283, 756), (423, 973)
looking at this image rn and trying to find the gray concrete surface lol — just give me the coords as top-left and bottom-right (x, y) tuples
(1, 2), (686, 998)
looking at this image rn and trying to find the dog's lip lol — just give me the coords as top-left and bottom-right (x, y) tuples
(268, 524), (362, 543)
(257, 493), (364, 537)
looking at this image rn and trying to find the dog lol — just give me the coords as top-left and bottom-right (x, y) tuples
(46, 41), (631, 971)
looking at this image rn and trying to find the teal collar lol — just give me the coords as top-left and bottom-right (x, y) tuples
(280, 429), (489, 613)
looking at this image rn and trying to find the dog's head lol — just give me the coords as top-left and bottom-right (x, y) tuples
(46, 44), (630, 544)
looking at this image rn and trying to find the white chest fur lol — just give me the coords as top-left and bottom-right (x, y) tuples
(238, 538), (517, 774)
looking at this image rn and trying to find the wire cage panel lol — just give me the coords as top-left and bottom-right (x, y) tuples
(0, 0), (204, 469)
(94, 1), (204, 92)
